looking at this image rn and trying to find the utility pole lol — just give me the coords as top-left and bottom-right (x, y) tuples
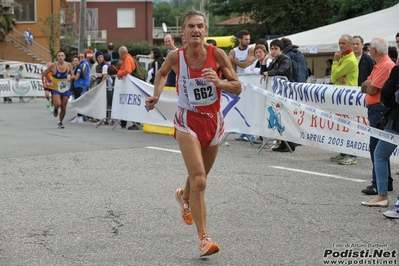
(78, 0), (87, 53)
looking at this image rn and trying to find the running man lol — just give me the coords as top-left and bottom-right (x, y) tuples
(146, 10), (242, 257)
(42, 62), (54, 112)
(42, 51), (74, 128)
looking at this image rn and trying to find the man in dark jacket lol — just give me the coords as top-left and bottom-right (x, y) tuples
(260, 39), (295, 152)
(281, 38), (308, 82)
(353, 35), (375, 85)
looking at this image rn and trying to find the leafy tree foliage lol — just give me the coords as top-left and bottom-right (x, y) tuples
(0, 2), (17, 40)
(39, 9), (78, 59)
(206, 0), (399, 37)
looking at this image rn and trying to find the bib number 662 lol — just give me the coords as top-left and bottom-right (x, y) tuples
(194, 86), (213, 100)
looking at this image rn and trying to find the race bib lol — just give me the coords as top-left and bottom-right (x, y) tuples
(58, 81), (69, 93)
(186, 78), (217, 106)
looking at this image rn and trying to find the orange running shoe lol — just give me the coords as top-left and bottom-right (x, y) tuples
(199, 234), (220, 257)
(175, 188), (194, 225)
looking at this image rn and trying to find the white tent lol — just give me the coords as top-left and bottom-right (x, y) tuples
(282, 3), (399, 54)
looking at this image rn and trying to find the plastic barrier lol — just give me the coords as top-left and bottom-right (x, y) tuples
(143, 86), (175, 135)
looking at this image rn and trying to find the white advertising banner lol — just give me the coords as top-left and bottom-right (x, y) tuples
(0, 61), (46, 79)
(79, 74), (399, 163)
(0, 78), (45, 97)
(111, 75), (177, 126)
(69, 81), (107, 120)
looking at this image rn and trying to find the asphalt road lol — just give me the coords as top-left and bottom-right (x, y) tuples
(0, 98), (398, 266)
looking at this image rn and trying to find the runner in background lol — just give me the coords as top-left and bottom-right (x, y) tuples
(42, 62), (54, 113)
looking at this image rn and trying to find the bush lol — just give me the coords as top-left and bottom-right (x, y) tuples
(91, 41), (168, 58)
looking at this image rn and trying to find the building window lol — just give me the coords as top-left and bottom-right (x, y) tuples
(14, 0), (36, 22)
(117, 8), (135, 28)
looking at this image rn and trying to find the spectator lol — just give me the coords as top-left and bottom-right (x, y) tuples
(363, 43), (371, 55)
(164, 34), (177, 87)
(15, 65), (25, 103)
(95, 51), (105, 86)
(244, 44), (268, 75)
(107, 43), (115, 61)
(330, 34), (359, 165)
(228, 30), (255, 74)
(3, 64), (11, 103)
(71, 52), (91, 123)
(388, 46), (398, 63)
(361, 49), (397, 207)
(229, 30), (256, 142)
(117, 46), (140, 130)
(107, 55), (121, 127)
(359, 37), (395, 198)
(149, 47), (164, 84)
(206, 39), (217, 46)
(325, 59), (333, 76)
(255, 38), (269, 53)
(281, 38), (308, 82)
(260, 39), (295, 152)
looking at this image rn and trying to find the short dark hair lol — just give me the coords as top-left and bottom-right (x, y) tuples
(107, 43), (114, 50)
(270, 39), (284, 51)
(237, 30), (250, 39)
(79, 52), (87, 58)
(280, 38), (292, 49)
(353, 35), (364, 44)
(396, 33), (399, 38)
(388, 46), (398, 59)
(73, 55), (79, 60)
(104, 53), (111, 62)
(255, 38), (269, 53)
(327, 59), (333, 64)
(5, 64), (10, 69)
(206, 39), (217, 46)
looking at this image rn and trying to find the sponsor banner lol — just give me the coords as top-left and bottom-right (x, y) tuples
(0, 61), (46, 79)
(111, 75), (176, 126)
(79, 74), (399, 163)
(0, 78), (44, 97)
(69, 81), (107, 120)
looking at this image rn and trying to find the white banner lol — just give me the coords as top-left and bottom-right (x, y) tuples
(74, 74), (399, 163)
(0, 61), (46, 79)
(69, 81), (107, 120)
(0, 78), (45, 97)
(111, 76), (176, 126)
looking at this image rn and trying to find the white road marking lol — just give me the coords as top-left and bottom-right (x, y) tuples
(270, 166), (368, 183)
(145, 146), (181, 153)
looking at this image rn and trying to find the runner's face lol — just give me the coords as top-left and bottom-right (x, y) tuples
(182, 15), (208, 45)
(57, 52), (65, 63)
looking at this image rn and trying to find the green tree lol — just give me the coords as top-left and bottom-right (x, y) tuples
(40, 9), (78, 60)
(206, 0), (399, 37)
(0, 2), (18, 41)
(328, 0), (399, 23)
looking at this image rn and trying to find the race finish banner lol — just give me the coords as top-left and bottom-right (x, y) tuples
(0, 61), (46, 79)
(0, 78), (44, 97)
(79, 74), (399, 163)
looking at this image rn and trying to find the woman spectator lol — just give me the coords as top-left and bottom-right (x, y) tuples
(149, 47), (164, 84)
(15, 65), (25, 103)
(244, 44), (271, 74)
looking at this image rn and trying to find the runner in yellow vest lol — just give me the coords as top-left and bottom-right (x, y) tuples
(42, 51), (75, 129)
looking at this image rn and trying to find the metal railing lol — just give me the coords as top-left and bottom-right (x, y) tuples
(7, 29), (52, 62)
(153, 26), (181, 38)
(85, 29), (107, 44)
